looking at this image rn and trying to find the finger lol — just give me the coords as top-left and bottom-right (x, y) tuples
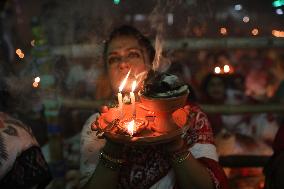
(183, 105), (190, 114)
(91, 122), (98, 131)
(97, 132), (105, 139)
(91, 116), (100, 131)
(100, 105), (109, 113)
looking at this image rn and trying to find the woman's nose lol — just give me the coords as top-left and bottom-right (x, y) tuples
(118, 61), (130, 70)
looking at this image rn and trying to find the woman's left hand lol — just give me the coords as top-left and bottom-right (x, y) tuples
(163, 137), (186, 154)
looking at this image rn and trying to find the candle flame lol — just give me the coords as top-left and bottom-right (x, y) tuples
(223, 65), (230, 73)
(214, 66), (221, 74)
(119, 70), (131, 92)
(131, 80), (137, 92)
(127, 120), (135, 136)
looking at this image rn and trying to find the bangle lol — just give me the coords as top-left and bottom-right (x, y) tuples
(171, 150), (191, 164)
(99, 151), (126, 171)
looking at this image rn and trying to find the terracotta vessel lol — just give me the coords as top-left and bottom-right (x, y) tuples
(140, 92), (188, 133)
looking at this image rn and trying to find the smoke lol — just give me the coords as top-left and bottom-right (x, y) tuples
(148, 0), (182, 73)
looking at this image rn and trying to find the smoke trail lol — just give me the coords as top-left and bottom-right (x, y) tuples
(149, 0), (182, 73)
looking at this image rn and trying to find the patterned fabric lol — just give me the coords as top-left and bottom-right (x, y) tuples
(118, 146), (171, 189)
(183, 104), (215, 147)
(0, 112), (51, 188)
(80, 103), (228, 189)
(0, 146), (52, 189)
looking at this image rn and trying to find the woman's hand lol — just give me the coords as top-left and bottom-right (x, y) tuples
(91, 105), (121, 138)
(103, 140), (125, 158)
(163, 137), (186, 154)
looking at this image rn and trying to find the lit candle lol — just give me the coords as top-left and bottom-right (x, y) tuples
(118, 70), (131, 114)
(127, 119), (135, 136)
(130, 80), (137, 117)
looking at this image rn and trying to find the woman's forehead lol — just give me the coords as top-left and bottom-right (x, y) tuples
(108, 36), (141, 53)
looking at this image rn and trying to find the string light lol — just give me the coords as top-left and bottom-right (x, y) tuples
(252, 28), (259, 36)
(31, 40), (35, 47)
(272, 30), (284, 37)
(234, 4), (242, 11)
(113, 0), (120, 5)
(276, 8), (283, 15)
(33, 81), (39, 88)
(220, 27), (227, 35)
(15, 48), (25, 59)
(243, 16), (250, 23)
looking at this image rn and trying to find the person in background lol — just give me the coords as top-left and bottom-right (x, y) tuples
(269, 53), (284, 103)
(200, 73), (227, 136)
(263, 52), (284, 189)
(244, 69), (279, 144)
(263, 125), (284, 189)
(0, 77), (52, 188)
(80, 25), (228, 189)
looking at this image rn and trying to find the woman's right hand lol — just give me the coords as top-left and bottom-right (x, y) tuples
(91, 105), (125, 156)
(91, 105), (121, 138)
(103, 140), (125, 158)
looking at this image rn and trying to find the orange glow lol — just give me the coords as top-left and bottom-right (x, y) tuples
(214, 66), (221, 74)
(127, 120), (135, 136)
(223, 65), (230, 73)
(32, 81), (39, 88)
(131, 80), (137, 92)
(258, 180), (265, 189)
(272, 30), (284, 37)
(220, 27), (227, 35)
(16, 49), (22, 55)
(252, 28), (259, 36)
(18, 53), (25, 59)
(119, 70), (131, 92)
(16, 49), (24, 58)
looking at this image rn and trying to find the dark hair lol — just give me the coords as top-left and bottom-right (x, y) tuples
(0, 78), (11, 112)
(201, 73), (226, 95)
(103, 25), (155, 69)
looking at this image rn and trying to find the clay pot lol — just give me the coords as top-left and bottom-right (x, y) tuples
(140, 92), (188, 133)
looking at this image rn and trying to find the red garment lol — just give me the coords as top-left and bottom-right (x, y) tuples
(80, 103), (230, 189)
(199, 158), (230, 189)
(118, 103), (229, 189)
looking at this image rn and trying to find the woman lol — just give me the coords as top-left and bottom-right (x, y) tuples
(80, 25), (228, 189)
(200, 73), (227, 136)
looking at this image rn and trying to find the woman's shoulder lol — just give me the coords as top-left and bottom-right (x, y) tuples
(80, 112), (105, 150)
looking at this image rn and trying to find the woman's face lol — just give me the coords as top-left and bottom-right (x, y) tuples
(206, 77), (225, 101)
(106, 36), (151, 93)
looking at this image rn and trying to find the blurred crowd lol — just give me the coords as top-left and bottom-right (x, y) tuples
(1, 46), (284, 188)
(58, 48), (284, 189)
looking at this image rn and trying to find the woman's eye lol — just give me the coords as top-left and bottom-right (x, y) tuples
(108, 57), (120, 64)
(128, 52), (140, 59)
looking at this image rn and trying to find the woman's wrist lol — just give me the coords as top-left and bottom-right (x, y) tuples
(170, 149), (191, 164)
(103, 141), (124, 158)
(163, 138), (191, 164)
(99, 150), (126, 171)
